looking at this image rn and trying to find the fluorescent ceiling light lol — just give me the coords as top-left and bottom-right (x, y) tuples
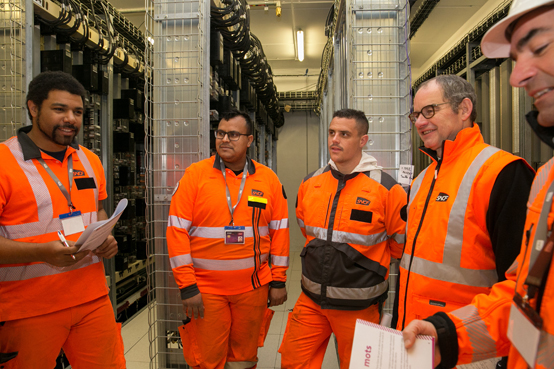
(296, 30), (304, 62)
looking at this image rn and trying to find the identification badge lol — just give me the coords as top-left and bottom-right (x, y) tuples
(507, 300), (541, 367)
(59, 210), (85, 236)
(224, 226), (245, 244)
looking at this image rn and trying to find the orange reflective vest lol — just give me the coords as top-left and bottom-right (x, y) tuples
(397, 124), (526, 329)
(167, 155), (289, 298)
(447, 155), (554, 368)
(296, 157), (406, 310)
(0, 127), (108, 321)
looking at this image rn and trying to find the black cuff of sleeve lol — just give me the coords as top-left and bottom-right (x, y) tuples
(424, 312), (458, 369)
(269, 281), (286, 288)
(180, 284), (200, 300)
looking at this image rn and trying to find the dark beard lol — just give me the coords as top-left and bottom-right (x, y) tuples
(36, 114), (77, 146)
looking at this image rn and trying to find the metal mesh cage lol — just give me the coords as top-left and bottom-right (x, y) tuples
(0, 0), (26, 142)
(145, 0), (210, 366)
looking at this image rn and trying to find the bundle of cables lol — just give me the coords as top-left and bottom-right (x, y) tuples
(211, 0), (283, 127)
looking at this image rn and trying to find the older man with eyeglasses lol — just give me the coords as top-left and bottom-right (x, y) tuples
(393, 75), (534, 357)
(167, 109), (290, 369)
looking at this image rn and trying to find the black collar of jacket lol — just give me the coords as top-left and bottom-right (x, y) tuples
(329, 165), (360, 181)
(526, 110), (554, 149)
(213, 153), (256, 175)
(17, 125), (79, 161)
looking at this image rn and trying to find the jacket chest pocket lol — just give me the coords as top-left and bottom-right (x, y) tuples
(336, 193), (379, 233)
(303, 188), (333, 229)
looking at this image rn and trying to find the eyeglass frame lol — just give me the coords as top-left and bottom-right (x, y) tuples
(408, 102), (451, 124)
(214, 129), (251, 141)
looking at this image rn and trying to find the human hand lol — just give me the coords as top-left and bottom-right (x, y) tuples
(182, 293), (204, 319)
(403, 319), (441, 367)
(93, 235), (118, 259)
(268, 287), (287, 307)
(39, 240), (87, 267)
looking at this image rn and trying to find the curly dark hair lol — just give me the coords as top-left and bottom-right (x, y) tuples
(26, 71), (86, 121)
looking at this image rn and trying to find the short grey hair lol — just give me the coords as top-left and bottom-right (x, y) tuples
(418, 75), (477, 123)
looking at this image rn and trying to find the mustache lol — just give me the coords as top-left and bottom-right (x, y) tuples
(330, 145), (342, 150)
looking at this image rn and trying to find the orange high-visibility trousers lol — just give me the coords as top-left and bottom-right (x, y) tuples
(0, 295), (125, 369)
(179, 284), (269, 369)
(279, 292), (380, 369)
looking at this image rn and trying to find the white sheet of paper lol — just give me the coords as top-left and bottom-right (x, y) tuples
(349, 319), (434, 369)
(75, 198), (128, 252)
(398, 165), (414, 186)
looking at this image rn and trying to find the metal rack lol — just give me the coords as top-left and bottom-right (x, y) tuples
(145, 0), (209, 366)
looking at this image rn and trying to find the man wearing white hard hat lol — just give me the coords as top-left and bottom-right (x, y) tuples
(402, 1), (554, 368)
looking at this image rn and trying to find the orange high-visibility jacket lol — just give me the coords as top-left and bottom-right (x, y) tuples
(439, 113), (554, 369)
(0, 127), (108, 321)
(296, 156), (406, 310)
(397, 124), (530, 329)
(167, 155), (289, 299)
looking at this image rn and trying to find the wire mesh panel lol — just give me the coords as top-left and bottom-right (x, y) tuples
(145, 0), (209, 366)
(0, 0), (26, 142)
(349, 0), (411, 320)
(349, 0), (411, 178)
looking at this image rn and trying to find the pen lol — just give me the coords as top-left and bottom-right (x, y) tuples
(57, 230), (76, 260)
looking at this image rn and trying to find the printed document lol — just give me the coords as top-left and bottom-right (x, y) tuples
(76, 198), (128, 252)
(349, 319), (434, 369)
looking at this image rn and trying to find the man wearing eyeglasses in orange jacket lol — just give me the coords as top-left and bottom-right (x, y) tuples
(167, 109), (289, 369)
(393, 74), (535, 354)
(404, 1), (554, 368)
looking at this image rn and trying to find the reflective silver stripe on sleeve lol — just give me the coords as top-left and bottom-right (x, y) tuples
(391, 233), (405, 244)
(167, 215), (192, 231)
(302, 274), (388, 300)
(449, 305), (498, 362)
(269, 218), (289, 230)
(170, 254), (193, 269)
(75, 149), (99, 209)
(297, 218), (305, 229)
(0, 255), (101, 282)
(305, 225), (388, 247)
(271, 255), (289, 267)
(537, 329), (554, 368)
(0, 211), (96, 239)
(402, 147), (500, 288)
(192, 253), (269, 271)
(190, 226), (269, 238)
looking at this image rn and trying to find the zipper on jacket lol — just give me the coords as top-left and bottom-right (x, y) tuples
(401, 158), (442, 329)
(323, 193), (332, 228)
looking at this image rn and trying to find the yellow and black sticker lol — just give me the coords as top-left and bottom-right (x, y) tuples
(248, 195), (267, 209)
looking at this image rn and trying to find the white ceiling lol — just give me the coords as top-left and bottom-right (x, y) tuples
(109, 0), (498, 92)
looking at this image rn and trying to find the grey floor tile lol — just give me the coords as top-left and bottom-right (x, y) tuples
(257, 334), (281, 368)
(125, 331), (150, 363)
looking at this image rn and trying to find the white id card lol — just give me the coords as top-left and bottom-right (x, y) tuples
(60, 211), (85, 236)
(507, 302), (541, 367)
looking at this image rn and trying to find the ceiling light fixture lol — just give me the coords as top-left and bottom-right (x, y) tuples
(296, 30), (304, 62)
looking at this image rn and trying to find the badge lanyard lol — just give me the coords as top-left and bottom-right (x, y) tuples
(220, 157), (248, 226)
(37, 155), (75, 213)
(522, 180), (554, 302)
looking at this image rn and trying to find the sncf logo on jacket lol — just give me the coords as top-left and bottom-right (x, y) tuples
(73, 170), (86, 177)
(252, 189), (264, 197)
(356, 197), (370, 206)
(435, 192), (449, 202)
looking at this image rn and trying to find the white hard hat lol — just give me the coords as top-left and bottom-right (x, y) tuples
(481, 0), (554, 58)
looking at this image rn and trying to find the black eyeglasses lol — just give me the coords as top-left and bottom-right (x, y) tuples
(409, 102), (450, 124)
(214, 130), (250, 141)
